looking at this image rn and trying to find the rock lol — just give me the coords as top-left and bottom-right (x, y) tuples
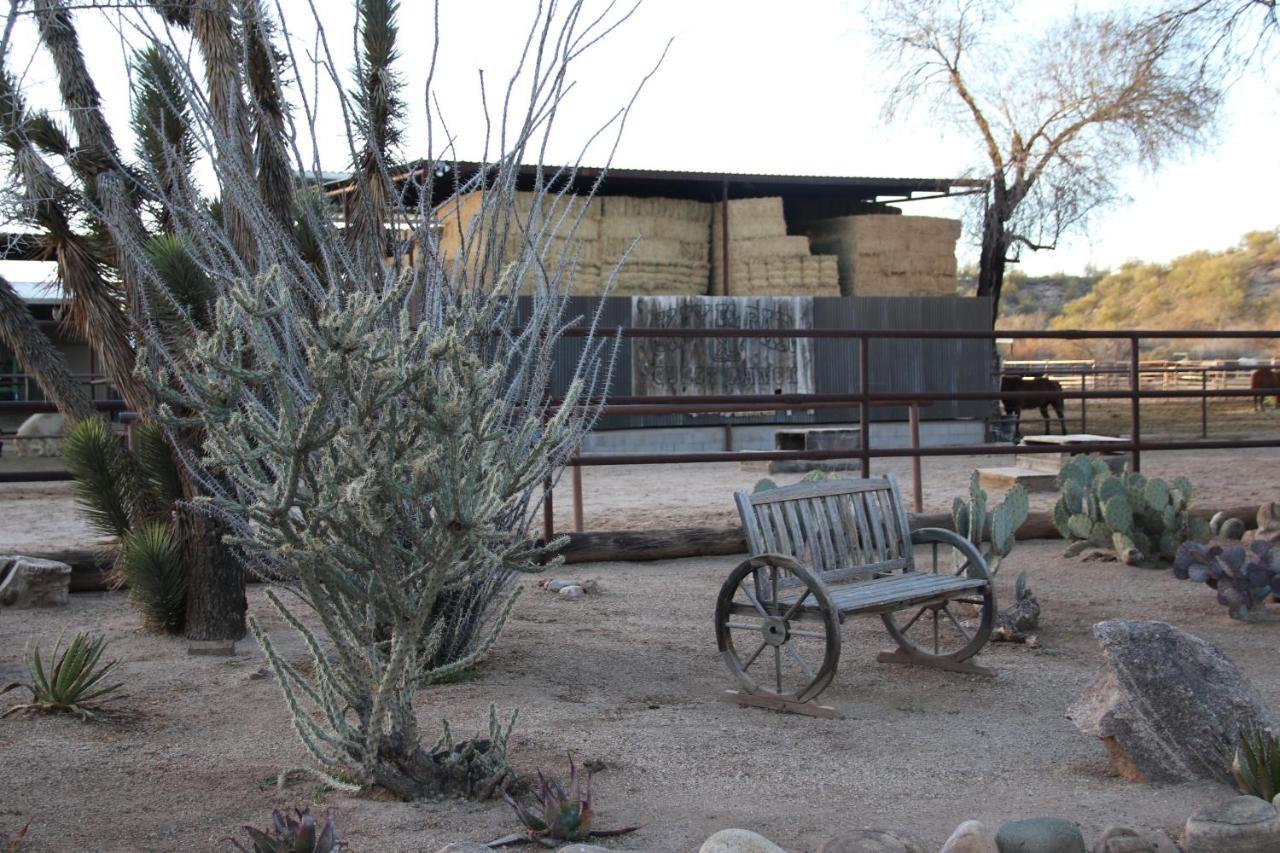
(546, 579), (573, 591)
(940, 820), (997, 853)
(1066, 620), (1277, 784)
(1183, 795), (1280, 853)
(0, 556), (71, 608)
(817, 827), (923, 852)
(559, 585), (585, 599)
(1090, 826), (1179, 853)
(13, 413), (65, 457)
(579, 578), (600, 594)
(995, 817), (1086, 853)
(699, 828), (786, 853)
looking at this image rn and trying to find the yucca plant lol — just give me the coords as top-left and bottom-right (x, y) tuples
(496, 755), (638, 847)
(228, 808), (343, 853)
(1230, 727), (1280, 801)
(62, 418), (187, 633)
(0, 632), (123, 721)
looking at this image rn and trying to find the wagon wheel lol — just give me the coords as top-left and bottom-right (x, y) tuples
(715, 553), (840, 704)
(880, 529), (994, 664)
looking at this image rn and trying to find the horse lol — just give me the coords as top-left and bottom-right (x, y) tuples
(1251, 368), (1280, 412)
(1000, 374), (1067, 437)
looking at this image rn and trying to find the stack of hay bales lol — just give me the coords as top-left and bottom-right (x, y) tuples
(804, 214), (960, 297)
(598, 196), (710, 296)
(710, 197), (840, 296)
(433, 191), (711, 296)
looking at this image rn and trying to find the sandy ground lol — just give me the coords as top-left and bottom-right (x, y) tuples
(1, 546), (1276, 851)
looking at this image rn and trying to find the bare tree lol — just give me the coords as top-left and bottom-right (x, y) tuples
(869, 0), (1224, 321)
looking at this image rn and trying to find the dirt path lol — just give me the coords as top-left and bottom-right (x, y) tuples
(2, 543), (1275, 851)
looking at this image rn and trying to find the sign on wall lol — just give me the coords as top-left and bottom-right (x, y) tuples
(632, 296), (815, 397)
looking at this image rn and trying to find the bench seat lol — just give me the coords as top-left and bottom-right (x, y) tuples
(779, 571), (987, 616)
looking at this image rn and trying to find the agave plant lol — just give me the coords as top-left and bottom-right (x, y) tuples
(495, 755), (638, 847)
(1230, 727), (1280, 801)
(228, 809), (342, 853)
(0, 632), (123, 721)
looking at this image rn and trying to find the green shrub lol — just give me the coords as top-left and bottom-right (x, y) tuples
(1, 632), (123, 721)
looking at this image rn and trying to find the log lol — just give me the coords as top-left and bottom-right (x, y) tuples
(28, 505), (1269, 585)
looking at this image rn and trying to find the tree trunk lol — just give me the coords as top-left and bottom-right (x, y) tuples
(975, 202), (1009, 323)
(0, 275), (96, 423)
(179, 469), (246, 641)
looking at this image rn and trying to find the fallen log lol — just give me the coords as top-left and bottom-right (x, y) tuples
(25, 504), (1267, 585)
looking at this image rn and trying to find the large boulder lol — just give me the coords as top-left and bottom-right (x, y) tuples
(994, 817), (1085, 853)
(0, 556), (71, 608)
(1066, 620), (1277, 784)
(940, 821), (997, 853)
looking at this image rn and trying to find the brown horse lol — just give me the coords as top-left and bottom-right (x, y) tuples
(1001, 374), (1067, 437)
(1251, 368), (1280, 411)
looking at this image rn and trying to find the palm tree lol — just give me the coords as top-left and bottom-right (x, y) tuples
(0, 275), (95, 422)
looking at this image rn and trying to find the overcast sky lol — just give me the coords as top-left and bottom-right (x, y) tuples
(3, 0), (1277, 285)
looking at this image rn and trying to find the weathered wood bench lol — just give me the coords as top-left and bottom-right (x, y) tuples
(716, 474), (995, 718)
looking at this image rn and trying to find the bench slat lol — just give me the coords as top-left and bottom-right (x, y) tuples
(779, 572), (985, 615)
(749, 478), (902, 504)
(825, 495), (854, 568)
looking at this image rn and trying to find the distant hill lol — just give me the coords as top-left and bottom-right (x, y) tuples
(983, 229), (1280, 359)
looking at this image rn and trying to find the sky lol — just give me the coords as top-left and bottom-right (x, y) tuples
(2, 0), (1277, 286)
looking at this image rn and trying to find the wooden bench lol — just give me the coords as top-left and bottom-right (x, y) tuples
(716, 474), (995, 718)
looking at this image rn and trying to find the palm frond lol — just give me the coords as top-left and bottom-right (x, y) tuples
(61, 418), (141, 540)
(120, 521), (187, 633)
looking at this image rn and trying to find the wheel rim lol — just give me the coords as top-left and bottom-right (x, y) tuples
(715, 556), (840, 703)
(881, 538), (993, 662)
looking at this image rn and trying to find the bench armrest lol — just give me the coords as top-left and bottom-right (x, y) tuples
(910, 527), (991, 582)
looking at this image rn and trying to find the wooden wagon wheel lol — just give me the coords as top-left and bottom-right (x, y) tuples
(715, 553), (840, 705)
(880, 529), (994, 665)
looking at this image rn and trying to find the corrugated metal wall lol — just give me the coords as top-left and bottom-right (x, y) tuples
(534, 295), (994, 430)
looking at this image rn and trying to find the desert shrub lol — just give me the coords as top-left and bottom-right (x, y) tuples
(0, 632), (123, 721)
(500, 755), (638, 846)
(1174, 540), (1280, 621)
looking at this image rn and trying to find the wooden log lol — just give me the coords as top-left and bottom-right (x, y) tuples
(27, 505), (1270, 585)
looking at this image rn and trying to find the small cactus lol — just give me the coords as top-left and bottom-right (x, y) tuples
(1053, 456), (1208, 565)
(1174, 539), (1280, 621)
(952, 473), (1028, 576)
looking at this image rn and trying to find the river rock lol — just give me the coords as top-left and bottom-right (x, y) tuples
(1066, 620), (1277, 783)
(700, 828), (786, 853)
(0, 556), (71, 608)
(546, 579), (573, 591)
(1183, 795), (1280, 853)
(995, 817), (1086, 853)
(817, 828), (923, 852)
(559, 584), (585, 599)
(940, 820), (997, 853)
(1090, 826), (1178, 853)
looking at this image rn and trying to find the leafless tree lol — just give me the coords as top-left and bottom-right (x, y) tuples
(868, 0), (1226, 321)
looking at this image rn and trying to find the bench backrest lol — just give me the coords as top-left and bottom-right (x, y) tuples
(734, 474), (915, 587)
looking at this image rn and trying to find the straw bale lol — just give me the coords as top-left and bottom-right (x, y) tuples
(600, 216), (711, 242)
(602, 195), (711, 222)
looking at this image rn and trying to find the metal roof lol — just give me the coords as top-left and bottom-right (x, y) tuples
(324, 160), (985, 207)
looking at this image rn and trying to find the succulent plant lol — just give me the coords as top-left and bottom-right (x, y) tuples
(0, 632), (123, 721)
(1173, 539), (1280, 621)
(953, 472), (1029, 576)
(1229, 727), (1280, 801)
(229, 808), (343, 853)
(1053, 456), (1210, 565)
(499, 755), (637, 847)
(752, 478), (778, 493)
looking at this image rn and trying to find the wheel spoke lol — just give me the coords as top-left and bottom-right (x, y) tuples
(932, 609), (940, 654)
(783, 642), (816, 678)
(726, 622), (764, 631)
(742, 585), (769, 618)
(773, 645), (782, 692)
(941, 604), (973, 641)
(770, 567), (780, 616)
(783, 588), (811, 620)
(788, 627), (827, 639)
(931, 542), (938, 574)
(742, 641), (767, 670)
(953, 597), (986, 605)
(899, 606), (927, 633)
(953, 559), (974, 577)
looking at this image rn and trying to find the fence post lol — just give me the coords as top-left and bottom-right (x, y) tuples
(1201, 370), (1208, 439)
(858, 335), (870, 478)
(571, 464), (584, 533)
(909, 402), (922, 512)
(1129, 337), (1141, 472)
(1080, 369), (1088, 433)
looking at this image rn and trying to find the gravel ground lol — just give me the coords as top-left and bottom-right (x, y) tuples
(2, 544), (1276, 851)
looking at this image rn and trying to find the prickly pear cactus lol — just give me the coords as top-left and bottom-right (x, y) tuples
(952, 473), (1028, 576)
(1053, 455), (1209, 565)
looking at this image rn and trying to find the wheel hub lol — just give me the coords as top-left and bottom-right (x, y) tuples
(761, 616), (789, 647)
